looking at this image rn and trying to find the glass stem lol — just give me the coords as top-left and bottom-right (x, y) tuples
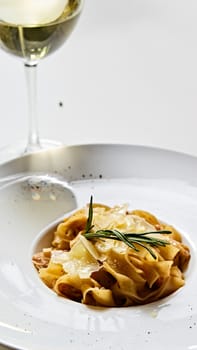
(24, 62), (41, 152)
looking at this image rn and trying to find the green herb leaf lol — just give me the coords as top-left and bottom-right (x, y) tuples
(84, 196), (171, 259)
(85, 195), (94, 233)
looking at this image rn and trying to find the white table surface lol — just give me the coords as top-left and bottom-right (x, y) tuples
(0, 2), (197, 349)
(1, 0), (197, 159)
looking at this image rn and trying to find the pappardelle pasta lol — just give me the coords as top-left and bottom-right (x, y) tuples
(33, 199), (190, 307)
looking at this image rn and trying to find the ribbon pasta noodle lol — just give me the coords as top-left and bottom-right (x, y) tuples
(33, 201), (190, 307)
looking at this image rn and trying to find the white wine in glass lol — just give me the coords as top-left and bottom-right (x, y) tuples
(0, 0), (84, 163)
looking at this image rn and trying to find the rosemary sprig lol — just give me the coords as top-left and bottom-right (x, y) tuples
(85, 195), (94, 233)
(84, 197), (171, 259)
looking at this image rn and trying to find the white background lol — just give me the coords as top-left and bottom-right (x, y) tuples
(0, 3), (197, 349)
(1, 0), (197, 156)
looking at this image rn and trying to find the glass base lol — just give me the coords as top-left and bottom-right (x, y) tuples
(0, 139), (63, 165)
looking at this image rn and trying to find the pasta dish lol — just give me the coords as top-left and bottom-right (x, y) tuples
(33, 198), (190, 307)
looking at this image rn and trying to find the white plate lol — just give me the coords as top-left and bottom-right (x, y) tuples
(0, 144), (197, 350)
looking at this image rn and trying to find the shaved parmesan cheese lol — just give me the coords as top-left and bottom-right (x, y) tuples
(92, 204), (155, 233)
(51, 238), (100, 278)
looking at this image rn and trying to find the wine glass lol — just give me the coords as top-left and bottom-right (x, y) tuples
(0, 0), (84, 164)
